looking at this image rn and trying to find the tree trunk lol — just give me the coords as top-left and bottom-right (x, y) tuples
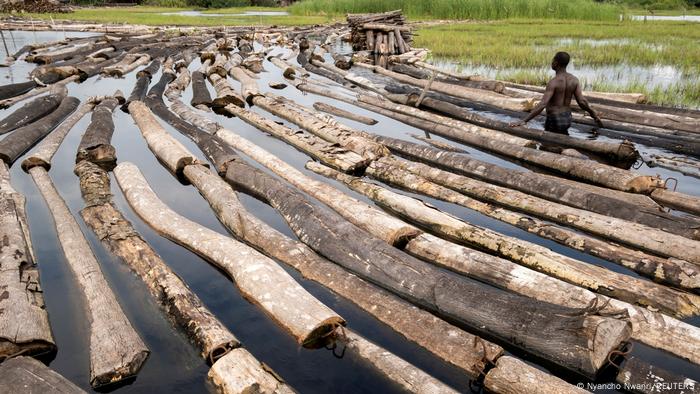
(0, 75), (79, 109)
(0, 88), (65, 135)
(76, 94), (123, 169)
(313, 101), (378, 125)
(484, 356), (587, 394)
(0, 356), (85, 393)
(28, 166), (149, 388)
(0, 162), (55, 360)
(0, 80), (37, 101)
(114, 162), (344, 347)
(651, 188), (700, 217)
(208, 349), (295, 394)
(615, 356), (699, 394)
(191, 70), (213, 108)
(0, 96), (80, 166)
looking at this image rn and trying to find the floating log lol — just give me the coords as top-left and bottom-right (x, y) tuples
(217, 136), (630, 377)
(313, 102), (378, 125)
(115, 162), (343, 346)
(484, 356), (587, 394)
(208, 349), (295, 394)
(390, 63), (504, 93)
(0, 80), (37, 101)
(0, 95), (80, 166)
(208, 72), (245, 110)
(374, 136), (700, 241)
(390, 91), (639, 162)
(615, 356), (699, 394)
(0, 161), (55, 360)
(354, 62), (535, 111)
(190, 70), (213, 108)
(102, 53), (150, 77)
(0, 88), (65, 135)
(28, 165), (148, 388)
(651, 188), (700, 217)
(648, 155), (700, 179)
(308, 160), (700, 314)
(76, 93), (123, 169)
(0, 356), (85, 393)
(0, 75), (78, 109)
(409, 134), (468, 153)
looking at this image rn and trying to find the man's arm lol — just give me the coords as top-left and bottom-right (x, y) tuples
(509, 80), (555, 128)
(573, 80), (603, 127)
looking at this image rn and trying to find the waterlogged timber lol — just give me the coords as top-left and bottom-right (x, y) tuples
(0, 20), (698, 394)
(0, 356), (85, 393)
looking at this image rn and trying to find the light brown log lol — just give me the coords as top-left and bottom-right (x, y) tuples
(128, 101), (200, 178)
(207, 73), (245, 109)
(0, 161), (55, 360)
(363, 24), (412, 32)
(164, 66), (191, 101)
(307, 160), (700, 316)
(208, 348), (295, 394)
(343, 329), (460, 394)
(228, 66), (260, 105)
(484, 356), (588, 394)
(651, 188), (700, 216)
(103, 54), (150, 77)
(0, 356), (85, 393)
(313, 102), (378, 125)
(410, 134), (468, 153)
(114, 162), (343, 346)
(354, 62), (535, 111)
(28, 166), (148, 388)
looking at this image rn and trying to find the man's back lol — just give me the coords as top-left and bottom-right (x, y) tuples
(546, 72), (578, 115)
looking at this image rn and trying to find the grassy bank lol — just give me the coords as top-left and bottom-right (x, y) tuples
(13, 6), (335, 26)
(290, 0), (622, 21)
(417, 20), (700, 107)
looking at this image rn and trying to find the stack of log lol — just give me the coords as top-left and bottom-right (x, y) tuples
(347, 10), (412, 67)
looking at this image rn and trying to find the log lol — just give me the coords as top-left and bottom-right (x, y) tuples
(28, 166), (149, 388)
(0, 80), (37, 101)
(219, 145), (631, 377)
(163, 103), (504, 377)
(359, 96), (663, 193)
(374, 136), (700, 241)
(394, 92), (639, 162)
(0, 356), (85, 393)
(114, 162), (344, 346)
(208, 73), (245, 110)
(390, 63), (504, 93)
(76, 94), (123, 169)
(363, 24), (412, 32)
(309, 159), (700, 312)
(0, 161), (55, 360)
(313, 102), (378, 125)
(0, 75), (78, 109)
(651, 188), (700, 217)
(0, 96), (80, 166)
(103, 53), (150, 77)
(0, 88), (65, 135)
(410, 134), (468, 153)
(484, 356), (587, 394)
(354, 62), (535, 112)
(122, 73), (150, 113)
(615, 356), (699, 394)
(208, 349), (295, 394)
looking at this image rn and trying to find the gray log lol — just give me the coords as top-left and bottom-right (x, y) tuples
(0, 89), (65, 135)
(0, 356), (85, 393)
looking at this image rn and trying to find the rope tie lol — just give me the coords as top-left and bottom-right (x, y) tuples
(607, 342), (634, 369)
(322, 324), (348, 359)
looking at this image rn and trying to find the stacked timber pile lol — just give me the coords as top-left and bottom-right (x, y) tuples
(0, 0), (72, 13)
(347, 10), (412, 67)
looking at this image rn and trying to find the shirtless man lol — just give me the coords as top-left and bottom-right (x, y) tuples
(509, 51), (603, 133)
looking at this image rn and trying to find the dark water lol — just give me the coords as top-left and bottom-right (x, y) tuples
(1, 31), (699, 393)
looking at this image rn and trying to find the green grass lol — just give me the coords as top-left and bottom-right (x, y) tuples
(289, 0), (623, 21)
(8, 6), (336, 26)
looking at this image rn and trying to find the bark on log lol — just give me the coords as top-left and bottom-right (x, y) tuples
(76, 95), (123, 169)
(0, 88), (65, 135)
(220, 151), (631, 377)
(374, 136), (700, 242)
(28, 166), (148, 388)
(353, 62), (536, 112)
(114, 162), (344, 346)
(208, 73), (245, 110)
(122, 74), (150, 113)
(103, 54), (150, 78)
(0, 161), (55, 360)
(359, 96), (663, 193)
(208, 349), (295, 394)
(0, 356), (85, 393)
(0, 96), (80, 166)
(0, 80), (37, 101)
(615, 356), (699, 394)
(307, 160), (700, 315)
(313, 102), (378, 125)
(394, 92), (639, 162)
(191, 71), (213, 108)
(74, 160), (239, 364)
(651, 188), (700, 217)
(484, 356), (588, 394)
(0, 76), (79, 109)
(410, 134), (468, 153)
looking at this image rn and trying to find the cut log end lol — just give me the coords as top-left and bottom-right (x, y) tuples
(20, 157), (51, 173)
(585, 315), (632, 373)
(90, 349), (149, 389)
(302, 316), (346, 348)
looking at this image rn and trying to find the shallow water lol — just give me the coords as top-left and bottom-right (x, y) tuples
(1, 31), (699, 393)
(159, 10), (289, 17)
(631, 14), (700, 22)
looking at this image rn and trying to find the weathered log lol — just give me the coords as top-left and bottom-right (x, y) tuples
(122, 73), (151, 113)
(484, 356), (587, 394)
(359, 96), (663, 193)
(28, 166), (148, 388)
(136, 58), (161, 79)
(102, 53), (150, 77)
(353, 62), (535, 111)
(0, 96), (80, 166)
(393, 92), (639, 162)
(615, 356), (699, 394)
(0, 80), (37, 101)
(114, 162), (344, 346)
(190, 71), (213, 108)
(410, 134), (468, 153)
(220, 145), (630, 377)
(0, 75), (78, 109)
(0, 161), (55, 360)
(165, 66), (190, 101)
(648, 155), (700, 179)
(374, 136), (700, 241)
(0, 356), (85, 393)
(76, 94), (123, 169)
(651, 188), (700, 217)
(0, 89), (65, 135)
(208, 349), (295, 394)
(313, 102), (378, 125)
(208, 73), (245, 110)
(390, 63), (503, 93)
(308, 160), (700, 314)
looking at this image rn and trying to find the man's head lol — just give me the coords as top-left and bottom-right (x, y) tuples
(551, 51), (570, 71)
